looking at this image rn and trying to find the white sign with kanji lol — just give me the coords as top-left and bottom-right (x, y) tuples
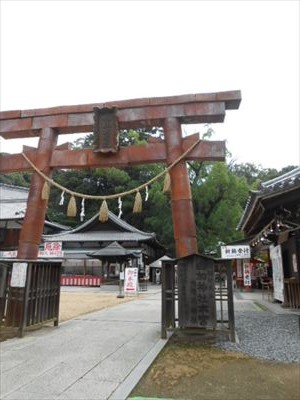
(221, 245), (251, 259)
(270, 245), (284, 302)
(42, 242), (64, 257)
(0, 249), (64, 258)
(10, 262), (28, 287)
(124, 267), (138, 293)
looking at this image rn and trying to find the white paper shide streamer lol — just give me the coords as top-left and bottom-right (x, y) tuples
(145, 186), (149, 201)
(59, 191), (65, 206)
(118, 197), (123, 218)
(80, 198), (85, 221)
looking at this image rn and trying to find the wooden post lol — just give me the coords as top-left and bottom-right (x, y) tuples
(161, 259), (176, 338)
(226, 260), (236, 342)
(19, 262), (31, 337)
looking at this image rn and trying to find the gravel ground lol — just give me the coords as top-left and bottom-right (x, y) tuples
(217, 311), (300, 363)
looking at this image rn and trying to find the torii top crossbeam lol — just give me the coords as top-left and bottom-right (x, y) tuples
(0, 91), (240, 137)
(0, 90), (241, 259)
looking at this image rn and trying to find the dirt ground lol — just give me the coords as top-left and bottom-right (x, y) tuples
(59, 291), (135, 322)
(129, 342), (300, 400)
(0, 289), (135, 342)
(59, 291), (300, 400)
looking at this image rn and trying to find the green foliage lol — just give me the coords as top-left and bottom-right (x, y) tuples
(192, 162), (248, 254)
(120, 129), (147, 146)
(71, 134), (94, 149)
(120, 128), (164, 147)
(228, 162), (297, 190)
(143, 182), (174, 254)
(0, 172), (32, 187)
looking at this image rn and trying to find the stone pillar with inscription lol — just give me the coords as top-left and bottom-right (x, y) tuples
(177, 254), (216, 329)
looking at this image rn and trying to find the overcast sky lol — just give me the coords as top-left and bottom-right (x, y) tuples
(0, 0), (299, 170)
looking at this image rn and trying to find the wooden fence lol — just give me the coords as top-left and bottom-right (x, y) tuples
(0, 259), (62, 338)
(284, 279), (300, 309)
(161, 257), (235, 342)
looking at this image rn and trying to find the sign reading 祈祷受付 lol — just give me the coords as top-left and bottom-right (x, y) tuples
(221, 245), (250, 259)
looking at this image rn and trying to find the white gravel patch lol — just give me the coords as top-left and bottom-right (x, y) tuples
(217, 311), (300, 363)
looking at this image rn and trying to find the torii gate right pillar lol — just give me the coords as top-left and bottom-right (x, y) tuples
(164, 117), (198, 258)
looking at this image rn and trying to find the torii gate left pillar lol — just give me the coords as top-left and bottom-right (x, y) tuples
(0, 91), (241, 259)
(164, 117), (198, 256)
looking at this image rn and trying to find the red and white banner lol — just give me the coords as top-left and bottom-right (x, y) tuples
(0, 243), (64, 258)
(124, 267), (138, 293)
(243, 262), (252, 287)
(60, 275), (101, 287)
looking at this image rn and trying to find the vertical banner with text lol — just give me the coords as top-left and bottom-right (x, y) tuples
(270, 245), (284, 302)
(124, 267), (138, 294)
(243, 262), (252, 287)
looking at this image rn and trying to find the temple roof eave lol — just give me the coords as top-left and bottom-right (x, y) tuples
(238, 167), (300, 234)
(42, 231), (156, 243)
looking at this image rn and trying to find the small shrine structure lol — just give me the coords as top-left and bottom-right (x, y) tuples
(238, 167), (300, 308)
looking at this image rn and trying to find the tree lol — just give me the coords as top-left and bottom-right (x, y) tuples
(47, 129), (168, 231)
(192, 162), (249, 254)
(228, 162), (297, 189)
(0, 171), (32, 187)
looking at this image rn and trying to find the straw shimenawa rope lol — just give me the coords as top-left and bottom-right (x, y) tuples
(21, 137), (201, 220)
(22, 137), (201, 200)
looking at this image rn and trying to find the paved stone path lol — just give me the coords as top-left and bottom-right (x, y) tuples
(0, 288), (165, 400)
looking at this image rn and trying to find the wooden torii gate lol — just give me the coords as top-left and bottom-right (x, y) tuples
(0, 91), (241, 260)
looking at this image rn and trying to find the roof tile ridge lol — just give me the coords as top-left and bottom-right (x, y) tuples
(107, 212), (155, 236)
(261, 167), (300, 188)
(0, 183), (29, 192)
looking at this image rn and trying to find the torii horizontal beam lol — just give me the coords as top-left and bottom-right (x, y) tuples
(0, 91), (241, 138)
(0, 134), (225, 173)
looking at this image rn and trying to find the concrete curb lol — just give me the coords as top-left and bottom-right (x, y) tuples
(109, 337), (170, 400)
